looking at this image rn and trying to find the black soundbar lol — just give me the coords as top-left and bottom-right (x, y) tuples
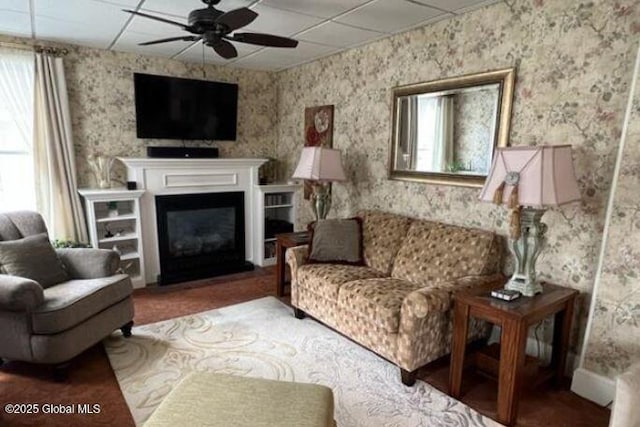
(146, 146), (219, 159)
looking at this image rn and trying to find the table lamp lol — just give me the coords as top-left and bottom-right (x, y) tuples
(292, 146), (346, 220)
(479, 145), (581, 296)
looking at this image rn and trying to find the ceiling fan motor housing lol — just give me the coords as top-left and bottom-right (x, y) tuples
(188, 7), (224, 33)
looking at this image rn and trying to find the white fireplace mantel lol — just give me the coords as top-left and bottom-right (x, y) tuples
(118, 157), (268, 285)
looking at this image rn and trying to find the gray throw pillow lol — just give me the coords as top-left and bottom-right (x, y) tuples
(0, 233), (68, 288)
(308, 218), (364, 265)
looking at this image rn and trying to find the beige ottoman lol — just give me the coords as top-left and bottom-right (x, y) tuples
(144, 372), (336, 427)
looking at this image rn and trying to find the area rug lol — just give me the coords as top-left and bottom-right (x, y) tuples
(104, 296), (501, 427)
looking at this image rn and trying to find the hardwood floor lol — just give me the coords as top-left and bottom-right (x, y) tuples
(0, 268), (610, 427)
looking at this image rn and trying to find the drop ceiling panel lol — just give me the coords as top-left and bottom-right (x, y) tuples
(93, 0), (141, 7)
(0, 10), (31, 37)
(244, 4), (323, 37)
(284, 40), (339, 58)
(113, 31), (190, 57)
(139, 0), (210, 19)
(34, 16), (115, 49)
(126, 13), (188, 36)
(258, 0), (372, 19)
(297, 21), (383, 48)
(233, 40), (338, 70)
(33, 0), (130, 47)
(33, 0), (129, 30)
(0, 0), (30, 13)
(411, 0), (494, 12)
(231, 51), (302, 71)
(335, 0), (445, 34)
(141, 0), (254, 19)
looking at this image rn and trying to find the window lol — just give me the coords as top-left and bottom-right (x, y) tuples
(0, 48), (35, 213)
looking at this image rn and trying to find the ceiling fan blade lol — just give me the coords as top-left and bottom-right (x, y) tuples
(215, 8), (258, 32)
(229, 32), (298, 48)
(211, 40), (238, 59)
(123, 9), (194, 32)
(139, 36), (201, 46)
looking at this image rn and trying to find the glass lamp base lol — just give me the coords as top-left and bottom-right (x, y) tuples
(311, 184), (331, 220)
(507, 207), (547, 297)
(505, 275), (543, 297)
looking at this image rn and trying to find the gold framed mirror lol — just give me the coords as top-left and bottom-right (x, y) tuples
(389, 68), (515, 187)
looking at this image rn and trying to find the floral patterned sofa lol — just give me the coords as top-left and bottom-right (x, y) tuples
(286, 210), (503, 385)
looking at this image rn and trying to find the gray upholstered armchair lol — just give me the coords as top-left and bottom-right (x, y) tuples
(0, 211), (134, 371)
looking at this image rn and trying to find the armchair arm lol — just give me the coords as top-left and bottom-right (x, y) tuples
(285, 245), (309, 285)
(0, 274), (44, 311)
(56, 248), (120, 279)
(402, 273), (505, 319)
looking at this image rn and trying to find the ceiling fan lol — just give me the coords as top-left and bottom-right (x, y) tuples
(123, 0), (298, 59)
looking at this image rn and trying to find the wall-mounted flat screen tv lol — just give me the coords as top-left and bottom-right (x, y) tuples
(134, 73), (238, 140)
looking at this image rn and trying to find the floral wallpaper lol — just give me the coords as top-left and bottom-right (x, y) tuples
(275, 0), (639, 374)
(582, 45), (640, 378)
(60, 46), (277, 187)
(453, 88), (498, 174)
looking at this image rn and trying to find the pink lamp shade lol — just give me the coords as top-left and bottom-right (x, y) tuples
(292, 146), (347, 183)
(479, 145), (581, 208)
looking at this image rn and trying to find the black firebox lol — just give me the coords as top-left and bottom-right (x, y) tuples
(155, 191), (253, 285)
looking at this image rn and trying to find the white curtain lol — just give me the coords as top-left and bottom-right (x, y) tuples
(33, 53), (88, 242)
(431, 96), (454, 172)
(0, 48), (33, 149)
(398, 96), (418, 169)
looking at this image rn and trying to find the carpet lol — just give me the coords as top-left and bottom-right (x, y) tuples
(104, 296), (501, 427)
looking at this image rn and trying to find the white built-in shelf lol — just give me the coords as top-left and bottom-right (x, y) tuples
(79, 188), (146, 289)
(96, 213), (137, 223)
(98, 232), (138, 243)
(255, 183), (300, 267)
(120, 251), (140, 261)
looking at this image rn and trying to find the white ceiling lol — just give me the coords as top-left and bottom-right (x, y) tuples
(0, 0), (498, 71)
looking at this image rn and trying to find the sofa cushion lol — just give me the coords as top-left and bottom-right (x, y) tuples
(31, 274), (132, 334)
(391, 221), (498, 287)
(308, 218), (363, 265)
(0, 233), (68, 288)
(358, 211), (413, 275)
(297, 264), (385, 301)
(338, 278), (422, 333)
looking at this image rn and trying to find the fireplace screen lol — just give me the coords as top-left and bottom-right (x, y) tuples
(155, 191), (250, 285)
(167, 207), (235, 257)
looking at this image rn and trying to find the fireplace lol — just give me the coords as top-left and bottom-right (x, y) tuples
(155, 191), (253, 285)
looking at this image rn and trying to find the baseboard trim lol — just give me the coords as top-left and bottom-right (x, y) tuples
(571, 367), (615, 406)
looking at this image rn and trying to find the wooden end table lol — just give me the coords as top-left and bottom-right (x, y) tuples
(275, 231), (310, 297)
(448, 282), (578, 426)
